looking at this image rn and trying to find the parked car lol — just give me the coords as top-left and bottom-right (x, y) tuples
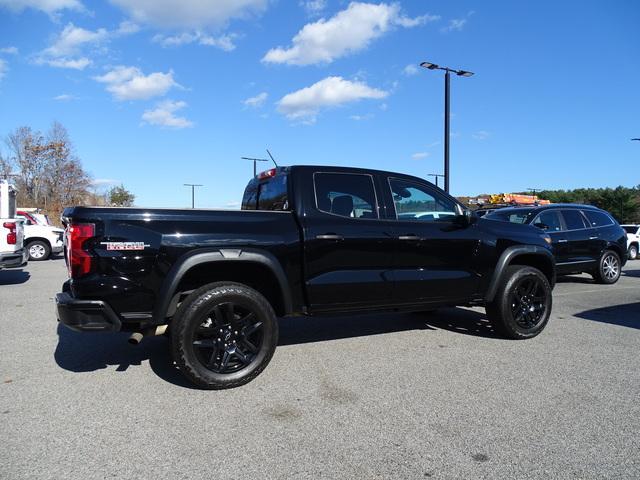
(57, 165), (556, 389)
(0, 218), (28, 270)
(621, 224), (639, 260)
(485, 204), (627, 283)
(15, 211), (64, 261)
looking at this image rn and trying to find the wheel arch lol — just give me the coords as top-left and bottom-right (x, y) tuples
(485, 245), (555, 303)
(25, 236), (52, 248)
(154, 248), (293, 322)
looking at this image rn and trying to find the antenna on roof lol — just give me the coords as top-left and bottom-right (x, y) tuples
(266, 149), (278, 168)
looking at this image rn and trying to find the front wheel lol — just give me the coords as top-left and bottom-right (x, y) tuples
(486, 265), (552, 339)
(593, 250), (621, 284)
(171, 282), (278, 389)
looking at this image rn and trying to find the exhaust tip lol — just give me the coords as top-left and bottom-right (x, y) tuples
(128, 332), (144, 345)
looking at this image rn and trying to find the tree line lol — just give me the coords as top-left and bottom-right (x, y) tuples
(0, 122), (134, 224)
(533, 186), (639, 223)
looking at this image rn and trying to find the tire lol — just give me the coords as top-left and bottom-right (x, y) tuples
(629, 244), (638, 261)
(171, 282), (278, 389)
(27, 240), (51, 261)
(593, 250), (621, 284)
(486, 265), (552, 339)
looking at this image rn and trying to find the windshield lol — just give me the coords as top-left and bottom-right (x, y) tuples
(486, 208), (534, 224)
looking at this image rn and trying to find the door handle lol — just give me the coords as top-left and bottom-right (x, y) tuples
(398, 235), (420, 241)
(558, 239), (568, 243)
(316, 234), (344, 241)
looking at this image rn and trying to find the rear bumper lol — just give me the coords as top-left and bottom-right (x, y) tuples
(0, 248), (28, 269)
(55, 292), (122, 332)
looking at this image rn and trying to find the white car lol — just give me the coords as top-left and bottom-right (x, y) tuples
(15, 212), (64, 261)
(0, 219), (28, 270)
(622, 224), (640, 260)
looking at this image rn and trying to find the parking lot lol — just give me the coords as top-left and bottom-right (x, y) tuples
(1, 258), (639, 480)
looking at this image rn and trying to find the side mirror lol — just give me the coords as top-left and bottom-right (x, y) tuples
(456, 209), (475, 226)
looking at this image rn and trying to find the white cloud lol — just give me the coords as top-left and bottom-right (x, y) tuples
(411, 152), (430, 159)
(349, 113), (374, 121)
(46, 57), (91, 69)
(109, 0), (267, 29)
(141, 100), (194, 128)
(94, 65), (180, 101)
(243, 91), (268, 108)
(403, 64), (418, 76)
(0, 59), (7, 81)
(0, 46), (18, 55)
(115, 20), (140, 35)
(0, 0), (82, 15)
(277, 76), (388, 122)
(441, 11), (473, 33)
(44, 23), (109, 57)
(53, 93), (76, 101)
(263, 2), (439, 66)
(152, 31), (237, 51)
(34, 22), (137, 70)
(300, 0), (326, 16)
(472, 130), (490, 140)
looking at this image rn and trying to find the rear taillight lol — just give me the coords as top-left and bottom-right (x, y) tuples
(258, 168), (277, 179)
(67, 223), (95, 278)
(3, 222), (16, 245)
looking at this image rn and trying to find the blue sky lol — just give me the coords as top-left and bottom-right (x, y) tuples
(0, 1), (638, 208)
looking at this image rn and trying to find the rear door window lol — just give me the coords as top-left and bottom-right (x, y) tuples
(583, 210), (614, 228)
(314, 173), (378, 219)
(532, 211), (562, 232)
(561, 210), (588, 230)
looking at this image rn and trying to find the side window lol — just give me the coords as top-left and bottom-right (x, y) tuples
(582, 210), (613, 228)
(561, 210), (588, 230)
(532, 211), (562, 232)
(389, 178), (457, 222)
(314, 173), (378, 219)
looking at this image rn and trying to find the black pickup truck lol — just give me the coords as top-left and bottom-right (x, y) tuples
(57, 165), (556, 389)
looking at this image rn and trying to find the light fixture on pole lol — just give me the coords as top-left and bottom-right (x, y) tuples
(420, 61), (474, 194)
(184, 183), (203, 209)
(241, 156), (269, 177)
(428, 173), (445, 189)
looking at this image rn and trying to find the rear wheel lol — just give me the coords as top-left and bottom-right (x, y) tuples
(628, 244), (638, 261)
(27, 240), (50, 261)
(171, 282), (278, 389)
(593, 250), (621, 284)
(486, 265), (552, 339)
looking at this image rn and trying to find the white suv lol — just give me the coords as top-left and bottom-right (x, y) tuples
(16, 211), (64, 261)
(622, 224), (640, 260)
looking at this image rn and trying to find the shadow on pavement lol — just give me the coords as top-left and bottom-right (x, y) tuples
(278, 307), (500, 346)
(556, 275), (595, 285)
(575, 302), (640, 330)
(54, 308), (500, 388)
(622, 268), (640, 278)
(0, 269), (30, 285)
(54, 324), (197, 389)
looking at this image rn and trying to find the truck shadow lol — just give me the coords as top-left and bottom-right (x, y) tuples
(574, 302), (640, 330)
(53, 324), (197, 389)
(0, 269), (30, 285)
(278, 307), (499, 345)
(54, 308), (498, 389)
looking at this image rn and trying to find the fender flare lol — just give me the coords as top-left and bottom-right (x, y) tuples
(153, 248), (293, 322)
(485, 245), (555, 303)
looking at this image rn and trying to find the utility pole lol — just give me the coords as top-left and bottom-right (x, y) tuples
(241, 156), (269, 177)
(184, 183), (203, 208)
(428, 173), (445, 189)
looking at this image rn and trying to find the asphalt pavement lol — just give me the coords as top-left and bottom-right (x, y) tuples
(1, 257), (639, 479)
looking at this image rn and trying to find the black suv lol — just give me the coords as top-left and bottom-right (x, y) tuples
(486, 204), (627, 284)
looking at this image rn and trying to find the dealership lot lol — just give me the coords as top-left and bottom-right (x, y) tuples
(1, 259), (639, 479)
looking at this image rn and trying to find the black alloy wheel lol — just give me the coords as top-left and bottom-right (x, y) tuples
(192, 302), (264, 374)
(508, 276), (548, 330)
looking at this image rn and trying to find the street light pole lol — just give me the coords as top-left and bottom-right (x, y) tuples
(184, 183), (203, 209)
(241, 156), (269, 177)
(420, 61), (474, 194)
(428, 173), (445, 188)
